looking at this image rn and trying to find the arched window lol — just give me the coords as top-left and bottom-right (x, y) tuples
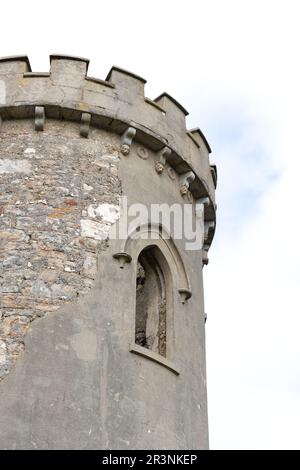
(135, 246), (167, 357)
(120, 224), (190, 373)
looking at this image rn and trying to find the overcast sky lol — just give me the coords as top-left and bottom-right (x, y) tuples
(1, 0), (299, 450)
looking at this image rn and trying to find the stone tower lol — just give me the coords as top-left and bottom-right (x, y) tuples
(0, 55), (216, 450)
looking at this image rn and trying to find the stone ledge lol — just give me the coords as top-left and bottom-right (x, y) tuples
(129, 343), (180, 375)
(23, 72), (50, 78)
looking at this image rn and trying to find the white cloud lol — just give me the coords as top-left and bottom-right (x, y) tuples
(205, 93), (300, 448)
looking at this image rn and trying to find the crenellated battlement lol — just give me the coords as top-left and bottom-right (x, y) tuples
(0, 55), (32, 73)
(0, 54), (216, 247)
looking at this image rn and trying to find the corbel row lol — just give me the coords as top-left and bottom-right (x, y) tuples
(31, 107), (93, 137)
(9, 110), (215, 265)
(10, 111), (209, 213)
(119, 126), (201, 204)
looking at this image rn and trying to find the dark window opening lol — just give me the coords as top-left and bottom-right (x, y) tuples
(135, 247), (167, 357)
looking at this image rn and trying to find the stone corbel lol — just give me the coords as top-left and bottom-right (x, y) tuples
(179, 171), (195, 196)
(194, 197), (210, 252)
(35, 106), (45, 131)
(113, 252), (132, 269)
(202, 220), (214, 267)
(155, 146), (171, 174)
(178, 288), (192, 304)
(196, 197), (210, 210)
(204, 221), (215, 243)
(80, 112), (91, 138)
(202, 244), (209, 266)
(210, 164), (217, 189)
(195, 197), (210, 228)
(120, 127), (136, 155)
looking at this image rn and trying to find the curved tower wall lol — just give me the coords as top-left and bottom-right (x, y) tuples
(0, 55), (216, 450)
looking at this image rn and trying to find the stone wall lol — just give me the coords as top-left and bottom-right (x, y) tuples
(0, 120), (121, 380)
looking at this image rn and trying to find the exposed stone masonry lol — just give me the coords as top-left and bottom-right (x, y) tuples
(0, 120), (121, 380)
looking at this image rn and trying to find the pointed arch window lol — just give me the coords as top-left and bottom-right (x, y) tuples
(119, 224), (191, 374)
(135, 246), (167, 357)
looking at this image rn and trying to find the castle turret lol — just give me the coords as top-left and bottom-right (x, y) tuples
(0, 55), (216, 450)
